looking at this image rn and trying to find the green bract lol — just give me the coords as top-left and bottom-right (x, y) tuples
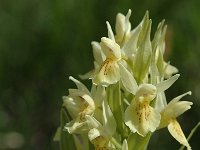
(55, 10), (195, 150)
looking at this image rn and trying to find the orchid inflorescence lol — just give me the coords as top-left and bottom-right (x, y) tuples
(55, 10), (194, 150)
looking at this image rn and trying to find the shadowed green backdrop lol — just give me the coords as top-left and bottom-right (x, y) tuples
(0, 0), (199, 149)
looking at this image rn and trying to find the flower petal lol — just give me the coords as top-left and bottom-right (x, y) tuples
(92, 41), (105, 65)
(155, 91), (167, 112)
(102, 100), (116, 135)
(125, 106), (137, 133)
(69, 76), (90, 94)
(119, 62), (138, 95)
(168, 91), (192, 105)
(88, 128), (108, 148)
(91, 84), (106, 107)
(85, 115), (102, 129)
(168, 119), (191, 150)
(93, 59), (120, 85)
(163, 92), (192, 118)
(81, 94), (95, 110)
(106, 21), (115, 41)
(65, 118), (88, 134)
(122, 139), (128, 150)
(63, 96), (81, 118)
(164, 62), (179, 78)
(122, 24), (141, 59)
(79, 69), (94, 80)
(88, 128), (101, 142)
(156, 74), (180, 93)
(101, 37), (121, 59)
(115, 10), (131, 43)
(125, 102), (161, 136)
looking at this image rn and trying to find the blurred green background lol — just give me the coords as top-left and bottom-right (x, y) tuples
(0, 0), (199, 149)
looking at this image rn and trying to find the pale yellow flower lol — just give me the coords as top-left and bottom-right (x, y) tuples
(64, 77), (105, 134)
(159, 92), (193, 150)
(125, 74), (180, 136)
(125, 84), (161, 136)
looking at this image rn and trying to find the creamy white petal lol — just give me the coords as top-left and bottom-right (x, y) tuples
(119, 62), (138, 95)
(85, 115), (102, 129)
(63, 96), (81, 118)
(88, 128), (108, 148)
(115, 9), (131, 43)
(156, 74), (180, 93)
(115, 13), (125, 42)
(93, 59), (120, 85)
(79, 69), (94, 80)
(81, 94), (95, 109)
(106, 21), (115, 41)
(125, 105), (137, 133)
(101, 37), (121, 59)
(170, 101), (192, 118)
(168, 119), (191, 150)
(65, 118), (88, 134)
(163, 92), (192, 118)
(122, 139), (128, 150)
(122, 24), (141, 59)
(155, 92), (167, 112)
(69, 76), (90, 94)
(88, 128), (101, 142)
(92, 41), (105, 65)
(102, 100), (116, 135)
(91, 84), (106, 107)
(68, 89), (93, 107)
(168, 91), (191, 105)
(124, 9), (132, 32)
(164, 62), (179, 78)
(159, 92), (192, 129)
(125, 102), (161, 136)
(152, 20), (165, 50)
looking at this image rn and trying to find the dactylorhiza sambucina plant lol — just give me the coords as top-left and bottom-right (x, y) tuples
(54, 10), (198, 150)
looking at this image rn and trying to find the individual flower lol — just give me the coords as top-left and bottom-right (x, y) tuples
(159, 92), (193, 150)
(81, 10), (133, 82)
(125, 84), (161, 136)
(92, 25), (136, 88)
(86, 100), (117, 149)
(91, 10), (142, 86)
(63, 76), (105, 134)
(92, 36), (122, 85)
(124, 73), (180, 136)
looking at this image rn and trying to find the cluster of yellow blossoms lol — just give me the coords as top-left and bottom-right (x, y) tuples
(55, 10), (193, 150)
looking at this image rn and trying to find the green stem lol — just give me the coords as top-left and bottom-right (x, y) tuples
(60, 108), (76, 150)
(127, 133), (152, 150)
(107, 82), (128, 139)
(111, 137), (122, 149)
